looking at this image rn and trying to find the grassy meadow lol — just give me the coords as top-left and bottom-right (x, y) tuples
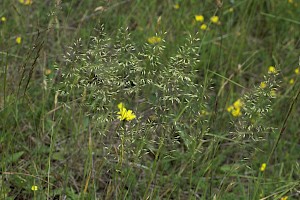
(1, 0), (300, 199)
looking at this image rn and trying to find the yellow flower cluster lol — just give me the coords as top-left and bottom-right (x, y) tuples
(260, 163), (266, 172)
(227, 99), (243, 117)
(194, 15), (207, 31)
(194, 14), (220, 31)
(147, 36), (162, 44)
(117, 102), (136, 121)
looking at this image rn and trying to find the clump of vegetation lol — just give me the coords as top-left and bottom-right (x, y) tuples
(1, 0), (299, 199)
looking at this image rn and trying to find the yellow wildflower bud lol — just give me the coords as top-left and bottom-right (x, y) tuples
(295, 67), (299, 75)
(259, 81), (267, 89)
(289, 79), (294, 85)
(210, 16), (219, 24)
(173, 3), (180, 9)
(1, 17), (6, 22)
(200, 110), (209, 116)
(280, 196), (288, 200)
(268, 66), (277, 74)
(200, 24), (207, 30)
(19, 0), (33, 5)
(147, 36), (162, 44)
(270, 89), (277, 98)
(31, 185), (38, 191)
(195, 15), (204, 22)
(260, 163), (266, 172)
(16, 36), (22, 44)
(45, 69), (52, 75)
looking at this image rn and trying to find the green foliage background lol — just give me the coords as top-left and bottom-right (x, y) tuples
(0, 0), (299, 199)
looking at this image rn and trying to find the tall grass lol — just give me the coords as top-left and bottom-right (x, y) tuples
(1, 0), (299, 199)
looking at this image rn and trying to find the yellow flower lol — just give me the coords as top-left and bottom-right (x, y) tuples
(200, 110), (210, 116)
(195, 15), (204, 22)
(289, 78), (294, 85)
(16, 36), (22, 44)
(259, 81), (267, 89)
(231, 107), (241, 117)
(233, 99), (243, 108)
(280, 196), (288, 200)
(260, 163), (266, 172)
(200, 24), (208, 30)
(295, 67), (299, 75)
(117, 102), (136, 121)
(1, 16), (6, 22)
(228, 7), (234, 12)
(270, 89), (277, 98)
(268, 66), (277, 74)
(173, 3), (180, 9)
(45, 69), (52, 75)
(19, 0), (33, 5)
(147, 36), (162, 44)
(210, 16), (219, 24)
(227, 105), (234, 112)
(227, 99), (243, 117)
(31, 185), (38, 191)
